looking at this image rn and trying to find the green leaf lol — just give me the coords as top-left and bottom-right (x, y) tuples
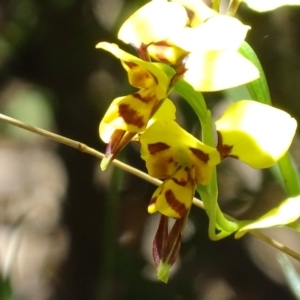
(239, 41), (271, 105)
(172, 78), (208, 124)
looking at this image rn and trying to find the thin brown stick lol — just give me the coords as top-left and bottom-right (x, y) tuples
(0, 113), (300, 261)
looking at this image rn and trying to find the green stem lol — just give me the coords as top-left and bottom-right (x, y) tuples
(172, 79), (207, 123)
(278, 153), (300, 196)
(239, 41), (271, 105)
(200, 111), (241, 239)
(211, 0), (221, 12)
(227, 0), (242, 16)
(174, 79), (241, 239)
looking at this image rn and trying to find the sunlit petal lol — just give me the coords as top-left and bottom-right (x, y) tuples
(128, 65), (156, 89)
(96, 42), (170, 87)
(148, 167), (195, 218)
(149, 98), (177, 125)
(140, 120), (220, 182)
(148, 42), (188, 65)
(216, 100), (297, 168)
(169, 16), (249, 52)
(118, 0), (188, 47)
(184, 51), (259, 91)
(236, 195), (300, 238)
(99, 88), (161, 143)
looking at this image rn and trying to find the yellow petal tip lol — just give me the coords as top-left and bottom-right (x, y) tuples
(148, 203), (157, 214)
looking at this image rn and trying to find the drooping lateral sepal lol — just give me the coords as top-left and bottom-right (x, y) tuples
(153, 215), (184, 283)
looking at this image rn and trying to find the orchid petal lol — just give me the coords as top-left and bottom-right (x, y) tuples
(184, 51), (259, 91)
(118, 0), (188, 47)
(235, 195), (300, 238)
(96, 42), (170, 88)
(99, 87), (165, 143)
(140, 120), (220, 184)
(147, 42), (188, 65)
(149, 98), (176, 125)
(148, 166), (194, 218)
(169, 16), (249, 52)
(216, 100), (297, 168)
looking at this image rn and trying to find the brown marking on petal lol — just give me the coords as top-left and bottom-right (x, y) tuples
(170, 166), (189, 186)
(185, 8), (195, 26)
(152, 74), (158, 85)
(142, 93), (157, 103)
(216, 131), (237, 160)
(170, 64), (187, 87)
(154, 50), (173, 64)
(151, 42), (179, 64)
(148, 142), (170, 155)
(187, 166), (196, 185)
(171, 177), (188, 186)
(132, 93), (144, 101)
(137, 44), (151, 61)
(149, 99), (164, 118)
(132, 91), (156, 104)
(149, 196), (157, 205)
(165, 189), (187, 217)
(142, 87), (160, 103)
(118, 103), (145, 128)
(154, 41), (169, 46)
(124, 61), (137, 69)
(105, 129), (125, 157)
(104, 130), (137, 167)
(189, 148), (209, 163)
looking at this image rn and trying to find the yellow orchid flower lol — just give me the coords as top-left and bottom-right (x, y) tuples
(96, 42), (175, 169)
(118, 0), (259, 90)
(140, 120), (221, 218)
(216, 100), (297, 168)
